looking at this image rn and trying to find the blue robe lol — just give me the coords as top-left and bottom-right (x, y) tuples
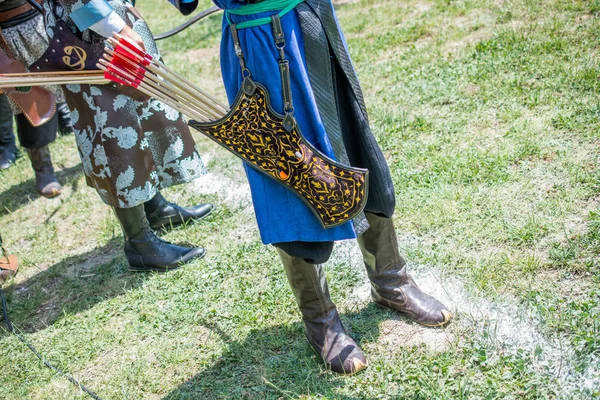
(202, 0), (358, 244)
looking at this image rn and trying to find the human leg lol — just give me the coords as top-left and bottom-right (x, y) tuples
(275, 243), (367, 374)
(25, 145), (62, 198)
(15, 113), (62, 198)
(357, 212), (452, 327)
(113, 204), (205, 272)
(144, 192), (213, 231)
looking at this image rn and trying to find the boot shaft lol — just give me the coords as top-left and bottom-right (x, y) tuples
(26, 145), (54, 173)
(144, 192), (168, 217)
(26, 145), (62, 197)
(113, 204), (206, 272)
(357, 213), (453, 327)
(144, 192), (214, 231)
(277, 248), (337, 323)
(357, 212), (407, 280)
(113, 204), (150, 241)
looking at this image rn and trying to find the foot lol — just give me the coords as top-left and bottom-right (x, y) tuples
(125, 230), (205, 272)
(0, 254), (18, 283)
(304, 312), (368, 375)
(146, 198), (214, 231)
(0, 147), (17, 170)
(372, 281), (452, 327)
(35, 171), (62, 198)
(277, 248), (368, 375)
(27, 146), (62, 198)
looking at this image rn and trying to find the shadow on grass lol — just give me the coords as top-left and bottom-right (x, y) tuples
(0, 163), (84, 217)
(0, 236), (148, 334)
(163, 303), (396, 400)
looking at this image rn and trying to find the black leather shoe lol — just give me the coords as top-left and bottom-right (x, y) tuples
(114, 204), (206, 272)
(145, 192), (214, 231)
(125, 236), (206, 272)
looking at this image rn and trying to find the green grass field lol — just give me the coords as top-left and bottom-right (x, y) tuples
(1, 0), (600, 398)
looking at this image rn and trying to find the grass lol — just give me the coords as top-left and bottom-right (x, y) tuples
(1, 0), (600, 398)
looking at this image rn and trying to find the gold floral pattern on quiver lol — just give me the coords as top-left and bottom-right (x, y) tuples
(189, 80), (368, 228)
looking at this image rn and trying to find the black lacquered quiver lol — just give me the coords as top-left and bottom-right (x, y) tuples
(189, 75), (368, 229)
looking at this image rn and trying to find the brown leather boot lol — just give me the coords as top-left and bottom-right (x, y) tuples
(26, 146), (62, 198)
(0, 254), (18, 283)
(357, 213), (452, 327)
(0, 233), (18, 284)
(277, 248), (367, 375)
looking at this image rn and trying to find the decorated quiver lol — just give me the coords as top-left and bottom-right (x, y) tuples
(191, 14), (368, 228)
(189, 76), (368, 228)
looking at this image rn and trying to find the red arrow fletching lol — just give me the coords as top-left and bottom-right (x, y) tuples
(117, 37), (153, 66)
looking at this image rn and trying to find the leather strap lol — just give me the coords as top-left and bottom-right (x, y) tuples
(230, 23), (250, 77)
(230, 15), (296, 132)
(0, 0), (42, 23)
(270, 14), (294, 132)
(0, 2), (32, 23)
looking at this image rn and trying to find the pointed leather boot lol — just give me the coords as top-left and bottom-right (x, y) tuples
(114, 204), (205, 272)
(277, 248), (367, 375)
(357, 213), (452, 327)
(56, 103), (75, 135)
(26, 146), (62, 198)
(144, 192), (213, 231)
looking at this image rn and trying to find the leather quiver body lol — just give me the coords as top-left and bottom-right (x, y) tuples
(189, 77), (368, 229)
